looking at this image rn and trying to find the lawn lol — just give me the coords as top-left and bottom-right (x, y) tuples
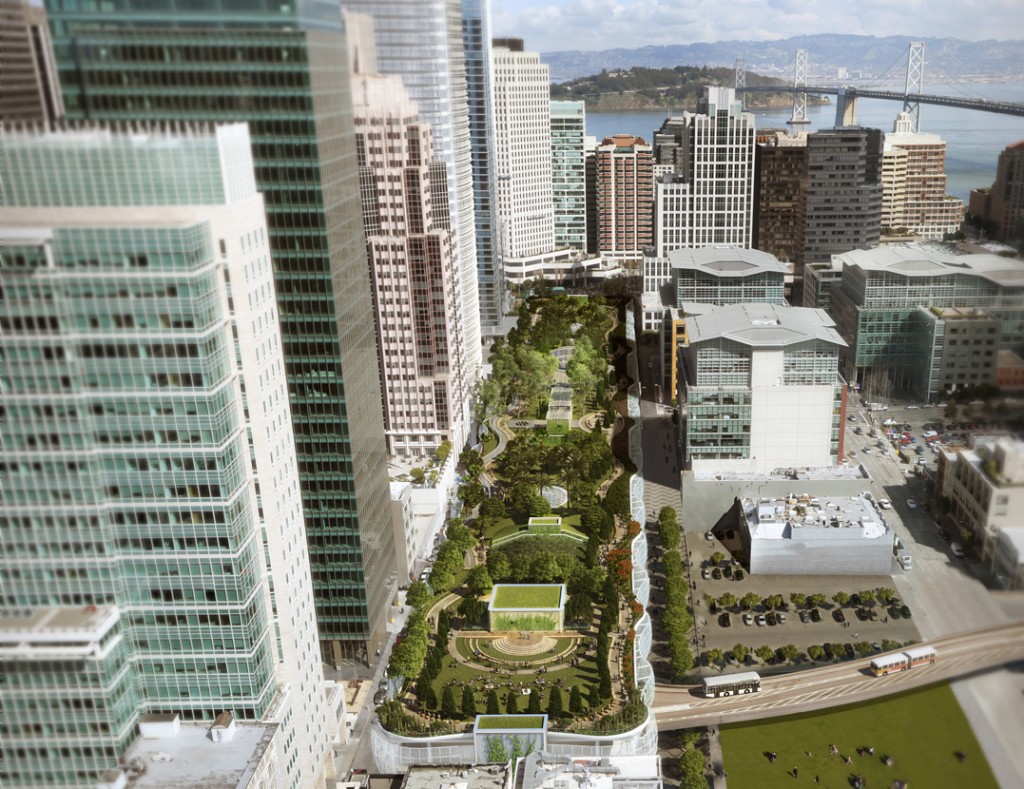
(720, 683), (997, 788)
(476, 715), (546, 729)
(430, 636), (601, 717)
(491, 584), (564, 609)
(489, 514), (583, 543)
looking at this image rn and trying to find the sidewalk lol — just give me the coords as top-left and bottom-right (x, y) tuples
(708, 725), (729, 787)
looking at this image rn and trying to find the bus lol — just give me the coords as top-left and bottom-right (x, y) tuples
(869, 646), (937, 677)
(702, 671), (761, 698)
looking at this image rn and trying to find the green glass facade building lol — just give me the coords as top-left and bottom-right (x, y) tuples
(43, 0), (398, 664)
(1, 124), (334, 787)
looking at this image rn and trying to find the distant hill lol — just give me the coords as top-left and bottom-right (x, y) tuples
(549, 65), (825, 112)
(542, 34), (1024, 84)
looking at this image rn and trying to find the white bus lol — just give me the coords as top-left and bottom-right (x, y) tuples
(870, 646), (937, 677)
(702, 671), (762, 698)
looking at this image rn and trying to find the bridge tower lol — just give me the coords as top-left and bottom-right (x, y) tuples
(903, 41), (925, 132)
(788, 48), (810, 125)
(734, 58), (746, 108)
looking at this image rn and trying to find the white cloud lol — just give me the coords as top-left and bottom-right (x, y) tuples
(490, 0), (1024, 52)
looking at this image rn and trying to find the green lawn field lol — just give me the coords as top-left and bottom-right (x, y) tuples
(720, 683), (997, 788)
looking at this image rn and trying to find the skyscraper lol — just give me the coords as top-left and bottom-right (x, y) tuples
(800, 127), (884, 266)
(0, 0), (63, 124)
(653, 88), (756, 256)
(754, 130), (806, 265)
(981, 140), (1024, 244)
(340, 0), (482, 378)
(45, 1), (398, 666)
(550, 100), (588, 250)
(882, 112), (964, 239)
(461, 0), (505, 330)
(594, 134), (654, 261)
(491, 38), (556, 261)
(346, 12), (470, 459)
(0, 124), (331, 788)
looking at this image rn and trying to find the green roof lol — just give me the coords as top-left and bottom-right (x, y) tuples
(489, 584), (564, 610)
(475, 715), (547, 730)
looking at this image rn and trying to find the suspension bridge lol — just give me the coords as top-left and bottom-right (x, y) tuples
(733, 42), (1024, 129)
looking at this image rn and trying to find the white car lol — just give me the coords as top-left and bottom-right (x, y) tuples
(907, 498), (918, 509)
(878, 498), (892, 509)
(906, 405), (920, 410)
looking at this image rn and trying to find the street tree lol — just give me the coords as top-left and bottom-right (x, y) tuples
(755, 645), (775, 664)
(790, 592), (807, 609)
(731, 643), (750, 664)
(832, 591), (851, 607)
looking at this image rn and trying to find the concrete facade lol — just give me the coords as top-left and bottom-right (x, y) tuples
(347, 13), (470, 459)
(653, 88), (756, 256)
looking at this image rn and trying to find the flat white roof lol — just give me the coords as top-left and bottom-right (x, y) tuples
(741, 494), (890, 540)
(121, 722), (277, 788)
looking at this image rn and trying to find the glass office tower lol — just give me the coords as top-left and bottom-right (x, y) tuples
(44, 0), (397, 665)
(0, 124), (330, 788)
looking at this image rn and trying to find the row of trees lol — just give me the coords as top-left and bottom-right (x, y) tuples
(663, 547), (695, 676)
(706, 638), (907, 668)
(656, 507), (695, 676)
(710, 587), (899, 613)
(427, 518), (477, 595)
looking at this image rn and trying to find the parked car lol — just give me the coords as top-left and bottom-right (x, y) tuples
(833, 609), (846, 623)
(854, 426), (863, 434)
(888, 605), (903, 620)
(878, 498), (892, 509)
(755, 614), (767, 627)
(718, 613), (731, 628)
(900, 604), (912, 618)
(712, 567), (722, 580)
(777, 612), (787, 625)
(856, 607), (870, 621)
(906, 498), (918, 509)
(844, 643), (856, 659)
(373, 690), (388, 705)
(743, 613), (754, 626)
(704, 530), (714, 541)
(810, 608), (822, 623)
(766, 612), (778, 626)
(951, 541), (966, 558)
(800, 611), (810, 624)
(702, 567), (711, 580)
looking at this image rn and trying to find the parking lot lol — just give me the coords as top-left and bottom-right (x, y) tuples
(688, 536), (921, 665)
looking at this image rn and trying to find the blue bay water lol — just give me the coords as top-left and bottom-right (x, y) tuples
(586, 82), (1024, 202)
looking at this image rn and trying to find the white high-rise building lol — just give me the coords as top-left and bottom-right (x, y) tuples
(654, 87), (755, 256)
(340, 0), (482, 379)
(882, 111), (964, 239)
(492, 38), (556, 261)
(0, 124), (332, 788)
(345, 12), (470, 459)
(550, 100), (588, 249)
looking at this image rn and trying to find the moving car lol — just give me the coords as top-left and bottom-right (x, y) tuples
(878, 498), (892, 509)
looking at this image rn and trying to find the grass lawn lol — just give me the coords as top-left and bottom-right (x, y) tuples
(483, 428), (499, 456)
(491, 584), (564, 609)
(489, 514), (584, 543)
(720, 683), (997, 788)
(430, 637), (600, 716)
(476, 715), (546, 729)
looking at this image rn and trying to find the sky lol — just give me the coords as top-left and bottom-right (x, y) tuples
(489, 0), (1024, 53)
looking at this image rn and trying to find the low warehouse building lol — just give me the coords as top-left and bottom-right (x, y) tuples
(739, 493), (894, 575)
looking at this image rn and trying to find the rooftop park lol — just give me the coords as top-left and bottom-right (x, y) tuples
(377, 291), (651, 737)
